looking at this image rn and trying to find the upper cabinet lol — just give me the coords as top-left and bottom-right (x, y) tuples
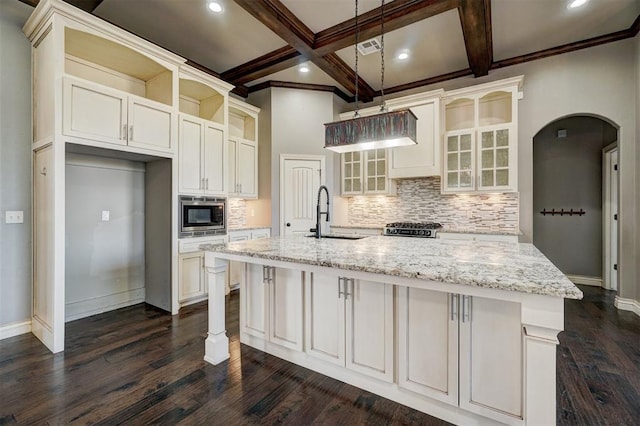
(228, 98), (260, 199)
(177, 68), (233, 196)
(387, 92), (442, 179)
(341, 149), (396, 196)
(442, 77), (523, 194)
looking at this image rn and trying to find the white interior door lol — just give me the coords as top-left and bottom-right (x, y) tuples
(280, 156), (324, 236)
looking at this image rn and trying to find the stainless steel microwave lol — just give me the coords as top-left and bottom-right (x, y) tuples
(179, 196), (226, 238)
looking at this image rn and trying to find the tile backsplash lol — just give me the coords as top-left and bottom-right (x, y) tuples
(347, 177), (519, 233)
(228, 198), (247, 229)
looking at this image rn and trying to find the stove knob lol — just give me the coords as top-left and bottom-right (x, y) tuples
(419, 230), (425, 235)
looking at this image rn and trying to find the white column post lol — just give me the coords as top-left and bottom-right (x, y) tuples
(204, 253), (230, 365)
(521, 295), (564, 425)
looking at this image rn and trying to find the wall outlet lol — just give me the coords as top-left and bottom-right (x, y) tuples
(101, 210), (110, 221)
(5, 211), (24, 224)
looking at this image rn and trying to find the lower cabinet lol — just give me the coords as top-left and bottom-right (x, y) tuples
(240, 264), (303, 350)
(229, 228), (271, 294)
(398, 286), (523, 424)
(178, 236), (226, 307)
(306, 272), (394, 383)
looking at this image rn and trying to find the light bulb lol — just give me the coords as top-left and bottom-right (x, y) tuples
(299, 66), (310, 73)
(568, 0), (587, 8)
(208, 2), (223, 13)
(398, 52), (409, 60)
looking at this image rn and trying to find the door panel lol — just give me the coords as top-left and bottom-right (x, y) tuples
(346, 279), (394, 382)
(128, 98), (172, 152)
(179, 253), (204, 301)
(269, 268), (303, 351)
(228, 138), (237, 194)
(241, 263), (267, 339)
(179, 117), (203, 194)
(460, 296), (523, 422)
(203, 124), (225, 194)
(398, 287), (458, 404)
(305, 272), (344, 365)
(64, 78), (126, 145)
(238, 140), (256, 196)
(282, 158), (322, 236)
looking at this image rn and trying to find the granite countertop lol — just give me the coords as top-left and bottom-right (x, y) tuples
(331, 224), (521, 236)
(202, 235), (582, 299)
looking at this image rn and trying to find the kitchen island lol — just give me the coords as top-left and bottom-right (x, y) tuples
(201, 235), (582, 425)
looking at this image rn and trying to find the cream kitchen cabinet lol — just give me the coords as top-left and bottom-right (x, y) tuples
(341, 149), (396, 196)
(388, 95), (441, 178)
(63, 77), (174, 153)
(241, 264), (304, 351)
(305, 272), (394, 382)
(178, 115), (225, 195)
(178, 236), (227, 307)
(398, 287), (523, 425)
(228, 228), (271, 293)
(228, 137), (257, 198)
(442, 76), (522, 193)
(228, 98), (259, 199)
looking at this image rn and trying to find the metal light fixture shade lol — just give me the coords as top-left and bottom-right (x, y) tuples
(324, 109), (418, 153)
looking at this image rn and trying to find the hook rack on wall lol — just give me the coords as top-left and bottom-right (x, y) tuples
(540, 208), (585, 216)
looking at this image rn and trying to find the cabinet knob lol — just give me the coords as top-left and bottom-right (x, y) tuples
(286, 222), (291, 227)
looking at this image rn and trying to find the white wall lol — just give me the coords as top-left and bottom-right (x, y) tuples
(65, 154), (146, 321)
(258, 88), (338, 236)
(0, 0), (33, 329)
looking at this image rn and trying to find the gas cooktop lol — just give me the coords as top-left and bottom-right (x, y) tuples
(383, 222), (442, 238)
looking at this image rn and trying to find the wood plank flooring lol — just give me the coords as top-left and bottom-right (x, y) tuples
(0, 285), (638, 425)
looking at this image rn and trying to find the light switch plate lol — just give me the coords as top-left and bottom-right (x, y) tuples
(101, 210), (110, 221)
(5, 211), (24, 224)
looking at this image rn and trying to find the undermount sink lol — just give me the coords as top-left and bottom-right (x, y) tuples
(306, 234), (366, 240)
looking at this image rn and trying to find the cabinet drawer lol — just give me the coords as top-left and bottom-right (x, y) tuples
(179, 236), (227, 253)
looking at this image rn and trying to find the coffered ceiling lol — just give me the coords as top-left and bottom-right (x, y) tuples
(18, 0), (640, 103)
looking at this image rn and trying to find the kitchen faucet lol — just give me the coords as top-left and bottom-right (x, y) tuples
(312, 185), (330, 238)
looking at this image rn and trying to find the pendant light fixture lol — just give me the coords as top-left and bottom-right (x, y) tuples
(324, 0), (417, 153)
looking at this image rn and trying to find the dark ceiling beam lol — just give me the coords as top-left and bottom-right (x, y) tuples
(17, 0), (39, 7)
(458, 0), (491, 77)
(382, 68), (473, 96)
(491, 19), (639, 70)
(64, 0), (104, 12)
(314, 0), (459, 56)
(221, 46), (304, 85)
(232, 0), (376, 101)
(248, 80), (352, 103)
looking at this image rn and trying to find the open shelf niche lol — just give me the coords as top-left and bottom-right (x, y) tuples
(228, 98), (257, 141)
(178, 77), (226, 125)
(64, 28), (173, 106)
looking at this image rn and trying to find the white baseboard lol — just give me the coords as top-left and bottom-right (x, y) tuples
(66, 288), (146, 322)
(566, 275), (602, 287)
(614, 296), (640, 317)
(0, 320), (32, 340)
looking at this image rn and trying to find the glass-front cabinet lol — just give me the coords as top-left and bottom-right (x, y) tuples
(341, 149), (395, 196)
(442, 77), (522, 193)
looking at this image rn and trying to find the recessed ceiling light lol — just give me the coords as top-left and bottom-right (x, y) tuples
(208, 1), (223, 13)
(398, 52), (410, 60)
(299, 66), (310, 73)
(568, 0), (587, 8)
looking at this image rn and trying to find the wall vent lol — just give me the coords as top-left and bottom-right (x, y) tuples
(357, 37), (382, 55)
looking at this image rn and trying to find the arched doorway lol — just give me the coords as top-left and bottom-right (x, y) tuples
(533, 115), (618, 289)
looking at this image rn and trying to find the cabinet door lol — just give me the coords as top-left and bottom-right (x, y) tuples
(443, 131), (475, 192)
(341, 151), (363, 195)
(398, 287), (458, 405)
(459, 296), (523, 423)
(364, 149), (389, 194)
(477, 125), (516, 192)
(241, 263), (268, 339)
(127, 97), (173, 152)
(179, 117), (203, 194)
(178, 253), (205, 302)
(251, 229), (271, 239)
(227, 138), (238, 195)
(305, 272), (345, 365)
(269, 268), (304, 351)
(345, 279), (394, 382)
(238, 139), (257, 198)
(63, 78), (127, 145)
(203, 123), (225, 195)
(389, 102), (440, 178)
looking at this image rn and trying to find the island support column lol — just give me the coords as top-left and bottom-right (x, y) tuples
(204, 253), (230, 365)
(521, 296), (564, 425)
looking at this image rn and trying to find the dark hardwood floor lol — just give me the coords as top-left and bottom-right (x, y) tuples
(0, 285), (638, 425)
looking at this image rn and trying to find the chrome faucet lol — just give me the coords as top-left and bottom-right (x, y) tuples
(312, 185), (330, 238)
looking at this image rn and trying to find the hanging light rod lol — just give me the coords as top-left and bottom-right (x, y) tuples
(324, 0), (418, 153)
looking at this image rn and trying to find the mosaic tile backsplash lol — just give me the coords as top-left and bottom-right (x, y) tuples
(228, 198), (247, 229)
(346, 177), (519, 233)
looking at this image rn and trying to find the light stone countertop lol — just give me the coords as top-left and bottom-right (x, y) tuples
(201, 235), (583, 299)
(330, 224), (521, 236)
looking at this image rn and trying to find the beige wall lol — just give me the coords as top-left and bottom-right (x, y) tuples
(636, 34), (640, 302)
